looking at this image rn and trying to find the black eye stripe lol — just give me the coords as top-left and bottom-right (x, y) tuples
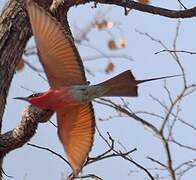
(28, 93), (42, 98)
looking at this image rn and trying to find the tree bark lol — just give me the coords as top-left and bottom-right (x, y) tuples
(0, 0), (30, 130)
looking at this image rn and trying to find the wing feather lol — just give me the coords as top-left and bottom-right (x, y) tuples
(57, 103), (95, 174)
(26, 1), (86, 87)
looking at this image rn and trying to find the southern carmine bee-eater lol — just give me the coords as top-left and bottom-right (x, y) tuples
(15, 0), (179, 175)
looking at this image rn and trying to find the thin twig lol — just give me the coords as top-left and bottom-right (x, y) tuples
(155, 49), (196, 55)
(27, 143), (71, 167)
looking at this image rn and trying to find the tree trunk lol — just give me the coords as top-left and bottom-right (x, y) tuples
(0, 0), (68, 179)
(0, 0), (31, 130)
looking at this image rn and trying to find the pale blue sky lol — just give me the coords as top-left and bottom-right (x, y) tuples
(1, 1), (196, 180)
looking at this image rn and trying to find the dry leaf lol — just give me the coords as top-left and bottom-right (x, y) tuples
(94, 20), (108, 31)
(107, 21), (113, 29)
(16, 58), (25, 72)
(94, 20), (114, 30)
(138, 0), (150, 5)
(105, 62), (115, 74)
(119, 37), (126, 48)
(108, 39), (117, 50)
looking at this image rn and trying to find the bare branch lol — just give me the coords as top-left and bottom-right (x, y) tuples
(0, 106), (53, 155)
(147, 156), (167, 168)
(176, 0), (187, 10)
(88, 128), (154, 180)
(68, 0), (196, 19)
(83, 54), (133, 62)
(170, 138), (196, 151)
(27, 143), (70, 167)
(155, 49), (196, 55)
(72, 174), (103, 180)
(160, 136), (176, 180)
(94, 98), (159, 134)
(24, 59), (43, 72)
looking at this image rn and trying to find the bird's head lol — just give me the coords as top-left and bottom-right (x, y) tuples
(14, 93), (44, 105)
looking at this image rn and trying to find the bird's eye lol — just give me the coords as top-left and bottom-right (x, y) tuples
(28, 93), (42, 98)
(80, 88), (86, 91)
(86, 81), (90, 85)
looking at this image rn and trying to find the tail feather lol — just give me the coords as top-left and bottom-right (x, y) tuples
(98, 70), (138, 97)
(97, 70), (180, 97)
(136, 74), (181, 84)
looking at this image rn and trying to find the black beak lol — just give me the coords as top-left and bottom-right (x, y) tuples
(13, 97), (29, 102)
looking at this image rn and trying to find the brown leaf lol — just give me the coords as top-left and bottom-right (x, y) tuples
(94, 20), (108, 31)
(137, 0), (150, 5)
(108, 39), (117, 50)
(106, 21), (113, 29)
(94, 20), (114, 31)
(119, 37), (126, 48)
(16, 58), (25, 72)
(105, 62), (115, 74)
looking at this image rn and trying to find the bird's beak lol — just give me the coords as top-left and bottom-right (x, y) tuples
(13, 97), (29, 102)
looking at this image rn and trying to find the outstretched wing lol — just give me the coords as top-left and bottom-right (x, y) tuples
(57, 104), (95, 174)
(26, 1), (86, 87)
(27, 1), (96, 174)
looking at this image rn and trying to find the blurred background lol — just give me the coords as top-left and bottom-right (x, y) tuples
(1, 1), (196, 179)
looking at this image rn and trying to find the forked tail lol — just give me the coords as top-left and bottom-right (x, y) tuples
(97, 70), (180, 97)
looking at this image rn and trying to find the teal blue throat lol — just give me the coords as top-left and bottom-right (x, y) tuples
(72, 85), (111, 103)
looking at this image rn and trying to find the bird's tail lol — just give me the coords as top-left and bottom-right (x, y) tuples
(97, 70), (180, 97)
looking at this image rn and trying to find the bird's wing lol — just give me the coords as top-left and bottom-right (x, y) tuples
(26, 1), (86, 87)
(57, 103), (95, 174)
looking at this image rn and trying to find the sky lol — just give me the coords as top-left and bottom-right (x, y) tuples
(1, 1), (196, 180)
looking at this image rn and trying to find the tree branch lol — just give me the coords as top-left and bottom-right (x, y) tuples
(0, 106), (53, 155)
(67, 0), (196, 19)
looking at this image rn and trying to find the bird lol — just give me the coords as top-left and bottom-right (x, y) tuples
(17, 0), (179, 175)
